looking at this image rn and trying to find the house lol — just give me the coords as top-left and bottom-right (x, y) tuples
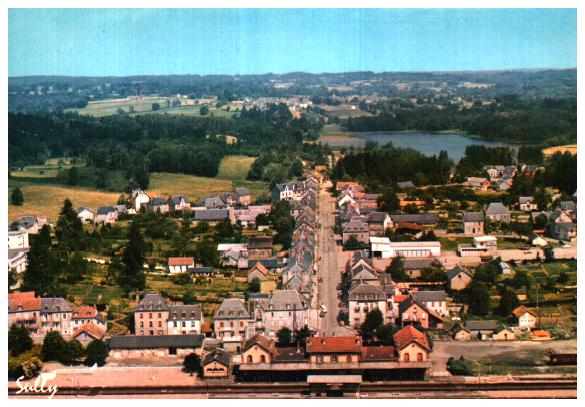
(467, 177), (490, 191)
(77, 207), (95, 223)
(219, 192), (239, 207)
(518, 196), (538, 212)
(248, 261), (271, 282)
(94, 206), (118, 225)
(71, 323), (106, 345)
(458, 235), (497, 257)
(349, 284), (391, 328)
(8, 229), (29, 250)
(370, 237), (441, 259)
(306, 336), (363, 364)
(10, 216), (47, 235)
(8, 292), (41, 335)
(498, 180), (512, 192)
(167, 304), (204, 335)
(192, 208), (231, 226)
(485, 203), (511, 223)
(248, 236), (273, 259)
(483, 165), (505, 180)
(389, 214), (440, 227)
(464, 320), (498, 340)
(393, 325), (431, 362)
(253, 290), (310, 338)
(235, 187), (251, 206)
(547, 211), (576, 241)
(8, 250), (28, 274)
(204, 196), (227, 209)
(461, 212), (484, 236)
(168, 257), (195, 274)
(412, 290), (448, 317)
(213, 299), (253, 342)
(40, 297), (74, 337)
(367, 212), (392, 236)
(217, 243), (248, 267)
(342, 219), (370, 245)
(131, 189), (150, 212)
(189, 267), (214, 279)
(558, 201), (576, 212)
(134, 293), (170, 336)
(397, 181), (416, 190)
(451, 324), (471, 341)
(71, 305), (107, 331)
(242, 334), (275, 364)
(511, 305), (537, 329)
(493, 325), (516, 341)
(399, 295), (443, 329)
(202, 348), (232, 378)
(402, 258), (436, 279)
(446, 266), (474, 291)
(148, 197), (170, 214)
(109, 334), (204, 359)
(169, 195), (191, 211)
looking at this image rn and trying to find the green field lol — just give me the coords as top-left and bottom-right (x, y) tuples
(9, 155), (268, 221)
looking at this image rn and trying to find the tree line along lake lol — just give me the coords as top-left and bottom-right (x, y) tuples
(323, 131), (519, 163)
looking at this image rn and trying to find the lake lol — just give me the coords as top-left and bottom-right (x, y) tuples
(325, 131), (517, 163)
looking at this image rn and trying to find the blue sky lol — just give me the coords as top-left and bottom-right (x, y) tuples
(9, 8), (577, 77)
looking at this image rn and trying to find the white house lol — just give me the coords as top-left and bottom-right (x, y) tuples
(77, 207), (95, 223)
(168, 257), (195, 274)
(131, 189), (150, 212)
(370, 237), (441, 259)
(8, 230), (29, 250)
(167, 304), (204, 335)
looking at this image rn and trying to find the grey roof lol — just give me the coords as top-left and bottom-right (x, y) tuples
(518, 196), (534, 205)
(485, 202), (510, 215)
(559, 201), (576, 212)
(390, 213), (440, 224)
(189, 267), (214, 275)
(352, 268), (379, 282)
(264, 290), (307, 311)
(349, 284), (386, 301)
(168, 304), (202, 321)
(464, 320), (498, 331)
(446, 266), (474, 280)
(367, 211), (389, 223)
(41, 298), (72, 313)
(96, 206), (116, 216)
(77, 207), (93, 214)
(194, 209), (230, 221)
(397, 181), (416, 190)
(150, 197), (167, 206)
(203, 197), (226, 209)
(236, 187), (250, 196)
(202, 348), (231, 367)
(109, 334), (203, 349)
(214, 299), (250, 320)
(343, 219), (369, 233)
(412, 290), (447, 303)
(462, 212), (484, 222)
(403, 258), (435, 270)
(135, 293), (169, 312)
(248, 236), (273, 249)
(170, 195), (190, 205)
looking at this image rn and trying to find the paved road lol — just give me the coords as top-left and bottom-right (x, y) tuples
(315, 181), (349, 336)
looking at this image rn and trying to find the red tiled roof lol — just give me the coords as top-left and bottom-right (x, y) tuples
(394, 294), (408, 303)
(72, 305), (98, 319)
(201, 322), (213, 333)
(72, 323), (106, 340)
(243, 333), (276, 354)
(168, 257), (194, 266)
(361, 346), (396, 362)
(249, 261), (270, 276)
(8, 292), (41, 312)
(512, 305), (536, 318)
(306, 336), (362, 354)
(393, 325), (430, 352)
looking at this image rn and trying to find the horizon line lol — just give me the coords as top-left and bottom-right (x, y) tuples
(8, 66), (577, 80)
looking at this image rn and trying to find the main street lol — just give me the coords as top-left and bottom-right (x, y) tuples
(315, 180), (351, 336)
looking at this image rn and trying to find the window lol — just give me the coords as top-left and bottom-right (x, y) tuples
(331, 355), (338, 363)
(417, 353), (424, 361)
(260, 355), (266, 363)
(149, 313), (152, 318)
(404, 353), (410, 362)
(247, 355), (253, 363)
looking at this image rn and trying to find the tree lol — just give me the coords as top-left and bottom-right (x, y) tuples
(447, 356), (474, 376)
(464, 281), (491, 316)
(65, 252), (89, 284)
(152, 103), (160, 111)
(377, 323), (398, 346)
(294, 326), (313, 346)
(117, 221), (146, 293)
(249, 277), (261, 293)
(183, 353), (202, 375)
(343, 235), (361, 250)
(8, 324), (33, 356)
(41, 331), (68, 362)
(199, 106), (209, 115)
(8, 269), (17, 288)
(361, 309), (384, 342)
(63, 339), (85, 364)
(557, 271), (569, 284)
(85, 339), (109, 366)
(377, 188), (400, 213)
(386, 256), (409, 282)
(276, 327), (292, 345)
(23, 225), (63, 296)
(11, 187), (24, 205)
(55, 198), (84, 251)
(496, 287), (519, 317)
(66, 167), (79, 185)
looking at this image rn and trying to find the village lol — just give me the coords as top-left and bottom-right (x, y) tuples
(8, 152), (578, 394)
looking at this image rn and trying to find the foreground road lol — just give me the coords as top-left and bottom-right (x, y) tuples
(315, 181), (347, 336)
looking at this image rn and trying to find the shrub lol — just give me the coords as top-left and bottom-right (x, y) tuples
(21, 357), (43, 379)
(85, 339), (109, 366)
(447, 356), (474, 376)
